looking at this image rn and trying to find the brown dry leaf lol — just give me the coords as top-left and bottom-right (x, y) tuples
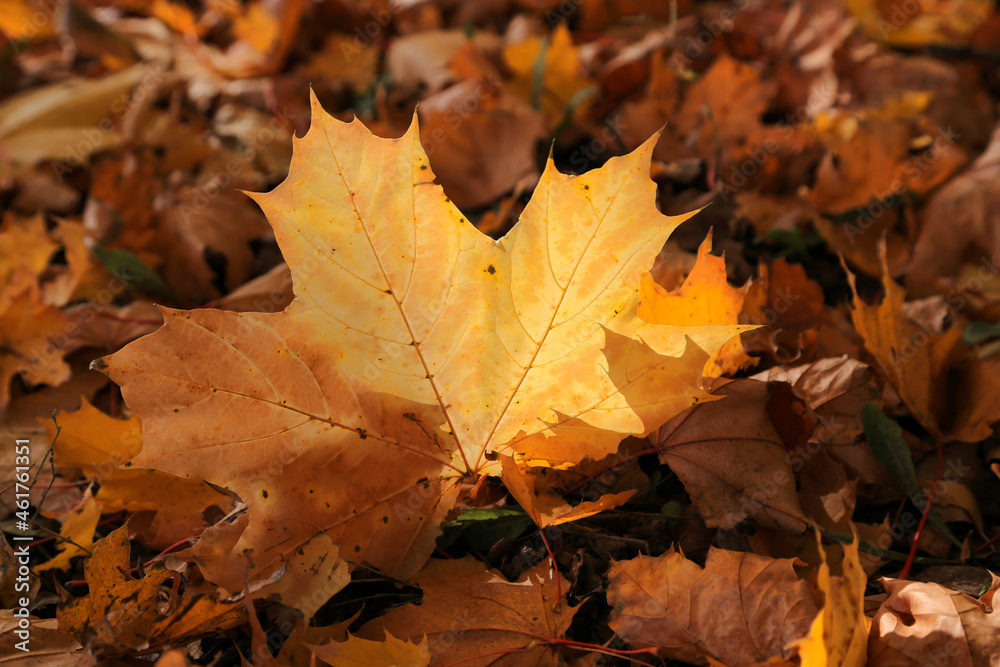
(0, 65), (147, 179)
(296, 34), (380, 91)
(0, 611), (82, 665)
(806, 103), (965, 215)
(307, 631), (430, 667)
(61, 301), (163, 354)
(621, 54), (781, 177)
(97, 96), (747, 591)
(639, 230), (754, 376)
(869, 573), (1000, 666)
(57, 526), (245, 657)
(791, 536), (868, 667)
(742, 259), (825, 363)
(504, 23), (594, 130)
(909, 120), (1000, 304)
(607, 547), (816, 666)
(500, 454), (636, 528)
(0, 271), (72, 411)
(752, 355), (887, 485)
(387, 31), (502, 95)
(419, 77), (546, 210)
(155, 183), (271, 303)
(848, 244), (1000, 441)
(358, 557), (578, 667)
(652, 378), (809, 533)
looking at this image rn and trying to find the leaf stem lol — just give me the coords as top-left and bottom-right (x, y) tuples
(900, 440), (944, 580)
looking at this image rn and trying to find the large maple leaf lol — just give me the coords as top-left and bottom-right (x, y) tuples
(96, 93), (746, 593)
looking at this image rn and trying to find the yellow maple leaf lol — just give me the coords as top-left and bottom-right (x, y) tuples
(97, 93), (748, 594)
(638, 230), (755, 376)
(504, 23), (594, 130)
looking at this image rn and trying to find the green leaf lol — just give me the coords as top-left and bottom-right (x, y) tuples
(92, 246), (174, 302)
(442, 508), (531, 553)
(861, 403), (962, 548)
(963, 321), (1000, 345)
(443, 508), (526, 526)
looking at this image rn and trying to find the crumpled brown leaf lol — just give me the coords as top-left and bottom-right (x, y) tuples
(607, 546), (816, 666)
(869, 572), (1000, 667)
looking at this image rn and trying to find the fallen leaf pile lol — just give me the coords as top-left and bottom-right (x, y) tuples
(2, 0), (1000, 665)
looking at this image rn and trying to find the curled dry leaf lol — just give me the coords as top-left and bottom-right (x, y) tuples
(607, 547), (817, 666)
(869, 573), (1000, 667)
(57, 526), (245, 657)
(358, 557), (577, 667)
(753, 355), (886, 485)
(499, 454), (636, 528)
(741, 259), (825, 363)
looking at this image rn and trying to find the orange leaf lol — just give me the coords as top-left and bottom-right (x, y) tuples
(359, 557), (577, 666)
(607, 547), (816, 666)
(307, 631), (430, 667)
(848, 243), (1000, 441)
(639, 230), (754, 376)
